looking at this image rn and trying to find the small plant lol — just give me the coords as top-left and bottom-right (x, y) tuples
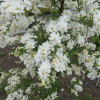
(86, 94), (93, 100)
(0, 68), (3, 72)
(1, 60), (5, 63)
(0, 82), (8, 93)
(0, 52), (6, 56)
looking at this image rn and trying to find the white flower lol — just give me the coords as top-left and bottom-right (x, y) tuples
(28, 67), (36, 78)
(79, 80), (83, 85)
(61, 88), (64, 92)
(78, 53), (86, 64)
(66, 67), (72, 75)
(87, 70), (97, 80)
(62, 10), (72, 19)
(8, 75), (20, 85)
(75, 68), (81, 76)
(46, 22), (58, 33)
(57, 52), (69, 64)
(21, 68), (29, 76)
(6, 93), (14, 100)
(96, 58), (100, 69)
(20, 33), (34, 44)
(49, 32), (62, 45)
(21, 95), (28, 100)
(25, 87), (31, 94)
(51, 91), (58, 100)
(24, 39), (36, 50)
(71, 89), (78, 96)
(85, 42), (96, 50)
(85, 62), (94, 71)
(67, 40), (75, 50)
(38, 41), (51, 54)
(76, 34), (85, 46)
(55, 62), (66, 73)
(23, 0), (32, 11)
(1, 0), (25, 14)
(93, 10), (100, 24)
(12, 91), (18, 98)
(38, 60), (51, 80)
(65, 34), (71, 41)
(71, 77), (76, 82)
(57, 20), (68, 34)
(74, 84), (83, 92)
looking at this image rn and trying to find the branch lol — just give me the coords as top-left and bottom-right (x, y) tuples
(36, 15), (60, 24)
(59, 0), (64, 15)
(51, 0), (60, 9)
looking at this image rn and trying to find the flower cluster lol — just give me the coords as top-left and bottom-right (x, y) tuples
(0, 0), (100, 99)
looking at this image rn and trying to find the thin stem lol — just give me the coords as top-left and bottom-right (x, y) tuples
(51, 0), (60, 9)
(96, 78), (100, 86)
(85, 1), (88, 43)
(77, 0), (79, 10)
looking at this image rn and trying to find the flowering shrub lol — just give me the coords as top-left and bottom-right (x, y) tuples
(0, 0), (100, 99)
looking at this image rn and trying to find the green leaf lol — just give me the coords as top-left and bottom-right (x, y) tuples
(0, 52), (6, 56)
(49, 77), (53, 83)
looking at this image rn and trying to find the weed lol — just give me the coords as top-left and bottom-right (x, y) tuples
(0, 68), (3, 72)
(0, 52), (6, 56)
(86, 94), (93, 100)
(2, 60), (5, 62)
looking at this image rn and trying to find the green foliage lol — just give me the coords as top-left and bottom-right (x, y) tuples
(0, 52), (6, 56)
(49, 77), (53, 83)
(1, 60), (5, 63)
(92, 36), (100, 50)
(21, 79), (33, 91)
(0, 68), (3, 72)
(0, 82), (8, 93)
(38, 7), (50, 15)
(85, 70), (90, 75)
(92, 36), (100, 43)
(93, 97), (100, 100)
(85, 94), (100, 100)
(86, 94), (93, 100)
(80, 15), (93, 27)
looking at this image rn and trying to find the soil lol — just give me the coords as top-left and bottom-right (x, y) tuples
(0, 37), (100, 100)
